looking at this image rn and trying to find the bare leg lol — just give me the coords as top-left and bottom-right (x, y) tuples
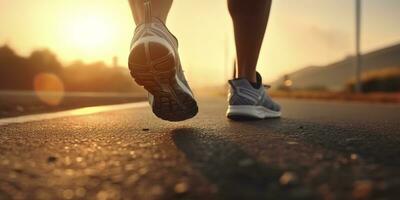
(228, 0), (272, 84)
(129, 0), (173, 25)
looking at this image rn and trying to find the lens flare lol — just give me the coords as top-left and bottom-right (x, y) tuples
(33, 73), (65, 106)
(284, 79), (293, 87)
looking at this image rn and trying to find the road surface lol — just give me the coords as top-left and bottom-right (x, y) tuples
(0, 97), (399, 200)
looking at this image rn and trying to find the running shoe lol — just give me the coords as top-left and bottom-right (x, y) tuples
(227, 72), (281, 119)
(128, 17), (198, 121)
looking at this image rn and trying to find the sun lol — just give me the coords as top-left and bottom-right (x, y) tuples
(65, 13), (115, 50)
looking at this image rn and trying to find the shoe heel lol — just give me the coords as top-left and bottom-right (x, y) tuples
(129, 41), (177, 94)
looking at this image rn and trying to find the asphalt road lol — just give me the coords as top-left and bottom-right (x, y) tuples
(0, 97), (399, 200)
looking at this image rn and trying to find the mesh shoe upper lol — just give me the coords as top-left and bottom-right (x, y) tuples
(228, 72), (281, 112)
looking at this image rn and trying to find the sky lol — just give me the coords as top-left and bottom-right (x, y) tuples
(1, 0), (400, 86)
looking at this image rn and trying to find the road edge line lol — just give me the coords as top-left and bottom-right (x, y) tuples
(0, 101), (148, 126)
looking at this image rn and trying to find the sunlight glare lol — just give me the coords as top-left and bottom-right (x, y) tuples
(69, 107), (105, 116)
(66, 14), (114, 49)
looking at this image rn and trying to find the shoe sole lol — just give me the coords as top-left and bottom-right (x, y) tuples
(226, 105), (281, 120)
(129, 37), (198, 121)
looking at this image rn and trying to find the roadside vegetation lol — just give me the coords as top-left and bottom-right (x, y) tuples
(0, 45), (146, 117)
(0, 45), (141, 93)
(271, 68), (400, 103)
(346, 67), (400, 93)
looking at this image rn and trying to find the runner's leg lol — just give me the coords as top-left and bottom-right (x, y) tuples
(228, 0), (272, 84)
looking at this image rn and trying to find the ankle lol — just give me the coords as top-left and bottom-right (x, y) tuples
(237, 73), (257, 83)
(135, 16), (165, 26)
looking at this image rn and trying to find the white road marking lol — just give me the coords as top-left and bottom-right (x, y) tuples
(0, 102), (148, 126)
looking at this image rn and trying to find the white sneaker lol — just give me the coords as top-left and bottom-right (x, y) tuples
(129, 17), (198, 121)
(227, 72), (281, 120)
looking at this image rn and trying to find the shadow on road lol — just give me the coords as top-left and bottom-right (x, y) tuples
(171, 128), (296, 200)
(227, 118), (400, 166)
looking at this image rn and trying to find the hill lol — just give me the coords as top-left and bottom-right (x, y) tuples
(272, 43), (400, 91)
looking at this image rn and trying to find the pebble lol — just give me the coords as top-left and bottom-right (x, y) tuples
(138, 167), (148, 175)
(153, 154), (160, 159)
(350, 153), (358, 160)
(142, 128), (150, 131)
(96, 191), (109, 200)
(65, 169), (75, 176)
(47, 156), (58, 163)
(76, 157), (83, 162)
(174, 182), (189, 194)
(279, 171), (299, 186)
(352, 180), (373, 199)
(124, 174), (139, 185)
(62, 189), (74, 199)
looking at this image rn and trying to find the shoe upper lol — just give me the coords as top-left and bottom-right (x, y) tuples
(131, 17), (194, 97)
(228, 72), (281, 112)
(131, 18), (178, 51)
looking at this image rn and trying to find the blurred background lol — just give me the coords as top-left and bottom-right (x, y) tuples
(0, 0), (399, 117)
